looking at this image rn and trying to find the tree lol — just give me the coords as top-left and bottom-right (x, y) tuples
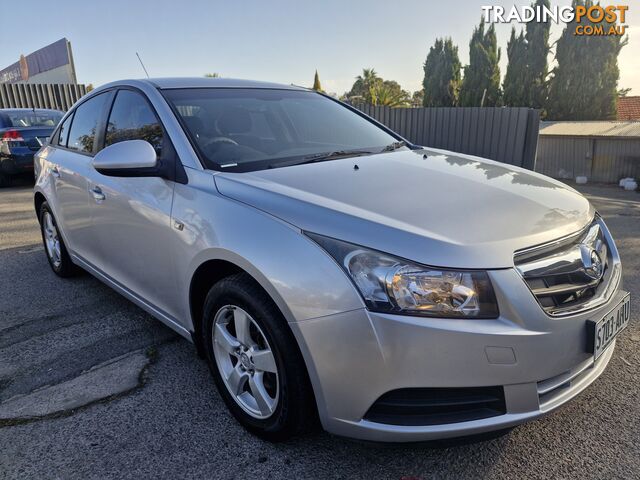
(422, 38), (461, 107)
(204, 73), (221, 78)
(346, 68), (380, 104)
(525, 0), (551, 110)
(459, 19), (501, 107)
(503, 28), (529, 106)
(411, 90), (424, 107)
(370, 81), (410, 107)
(547, 0), (627, 120)
(503, 0), (551, 110)
(312, 70), (323, 92)
(343, 69), (410, 106)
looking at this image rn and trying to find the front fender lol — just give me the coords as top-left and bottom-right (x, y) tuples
(172, 170), (364, 331)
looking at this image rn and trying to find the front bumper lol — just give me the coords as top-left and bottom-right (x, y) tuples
(290, 268), (626, 442)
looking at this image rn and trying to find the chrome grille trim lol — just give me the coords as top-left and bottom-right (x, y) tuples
(514, 216), (621, 317)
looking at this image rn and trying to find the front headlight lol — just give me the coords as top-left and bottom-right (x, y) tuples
(307, 233), (499, 318)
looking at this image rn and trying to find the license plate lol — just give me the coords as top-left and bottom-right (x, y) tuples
(588, 294), (631, 360)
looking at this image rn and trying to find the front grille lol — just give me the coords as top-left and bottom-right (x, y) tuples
(363, 387), (506, 426)
(514, 217), (620, 316)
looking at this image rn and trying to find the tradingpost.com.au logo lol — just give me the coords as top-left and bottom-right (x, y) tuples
(482, 4), (629, 36)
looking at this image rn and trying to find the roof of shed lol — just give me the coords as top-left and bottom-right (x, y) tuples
(539, 121), (640, 138)
(617, 96), (640, 121)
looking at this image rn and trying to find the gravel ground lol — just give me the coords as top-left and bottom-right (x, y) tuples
(0, 179), (639, 480)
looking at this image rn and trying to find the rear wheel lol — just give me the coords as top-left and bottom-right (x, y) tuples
(0, 172), (11, 188)
(202, 273), (317, 441)
(39, 202), (78, 277)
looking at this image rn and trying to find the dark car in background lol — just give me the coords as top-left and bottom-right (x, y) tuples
(0, 108), (63, 187)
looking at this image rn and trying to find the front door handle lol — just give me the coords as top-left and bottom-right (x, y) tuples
(50, 165), (60, 178)
(90, 186), (105, 202)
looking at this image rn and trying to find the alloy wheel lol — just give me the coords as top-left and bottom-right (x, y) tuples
(42, 211), (62, 268)
(212, 305), (279, 419)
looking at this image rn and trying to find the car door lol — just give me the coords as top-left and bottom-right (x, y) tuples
(50, 92), (112, 263)
(85, 88), (180, 320)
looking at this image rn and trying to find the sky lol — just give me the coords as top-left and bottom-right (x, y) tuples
(1, 0), (638, 96)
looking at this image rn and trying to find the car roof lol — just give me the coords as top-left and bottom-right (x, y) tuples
(101, 77), (308, 91)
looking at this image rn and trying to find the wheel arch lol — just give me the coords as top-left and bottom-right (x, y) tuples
(34, 191), (47, 220)
(187, 253), (298, 357)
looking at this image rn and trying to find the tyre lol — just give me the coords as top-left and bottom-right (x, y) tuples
(0, 171), (11, 188)
(202, 273), (317, 441)
(38, 201), (79, 277)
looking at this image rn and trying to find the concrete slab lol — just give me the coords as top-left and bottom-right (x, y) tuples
(0, 351), (149, 420)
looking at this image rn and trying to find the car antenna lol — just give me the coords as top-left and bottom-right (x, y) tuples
(290, 83), (312, 91)
(136, 52), (150, 78)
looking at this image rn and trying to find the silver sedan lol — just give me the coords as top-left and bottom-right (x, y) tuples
(34, 78), (630, 442)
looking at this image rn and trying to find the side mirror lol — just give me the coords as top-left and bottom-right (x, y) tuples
(92, 140), (158, 177)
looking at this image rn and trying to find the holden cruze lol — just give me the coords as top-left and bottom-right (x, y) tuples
(33, 78), (630, 442)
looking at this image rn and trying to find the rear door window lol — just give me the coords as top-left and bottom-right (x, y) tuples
(67, 93), (109, 154)
(57, 114), (73, 147)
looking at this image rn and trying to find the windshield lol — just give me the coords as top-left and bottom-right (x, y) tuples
(5, 110), (63, 128)
(162, 88), (401, 172)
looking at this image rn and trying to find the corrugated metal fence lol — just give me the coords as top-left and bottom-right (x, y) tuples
(537, 136), (640, 182)
(353, 105), (540, 170)
(1, 88), (542, 171)
(536, 121), (640, 183)
(0, 83), (88, 111)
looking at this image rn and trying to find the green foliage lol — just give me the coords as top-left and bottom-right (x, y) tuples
(459, 19), (502, 107)
(370, 81), (411, 107)
(547, 0), (627, 120)
(503, 28), (529, 107)
(422, 38), (462, 107)
(411, 90), (424, 107)
(312, 70), (323, 92)
(344, 68), (410, 107)
(345, 68), (380, 104)
(525, 0), (551, 110)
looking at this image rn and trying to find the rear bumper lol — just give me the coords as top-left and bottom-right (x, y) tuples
(290, 267), (626, 442)
(1, 152), (35, 175)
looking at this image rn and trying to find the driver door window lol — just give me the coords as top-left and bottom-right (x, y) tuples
(105, 90), (163, 154)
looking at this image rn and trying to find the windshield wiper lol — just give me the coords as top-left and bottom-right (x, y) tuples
(268, 149), (373, 169)
(381, 140), (408, 152)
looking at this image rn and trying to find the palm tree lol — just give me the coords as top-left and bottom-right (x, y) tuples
(370, 82), (410, 107)
(357, 68), (379, 88)
(348, 68), (380, 104)
(345, 69), (410, 106)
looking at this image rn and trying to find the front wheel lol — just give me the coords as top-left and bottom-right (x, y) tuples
(202, 273), (317, 441)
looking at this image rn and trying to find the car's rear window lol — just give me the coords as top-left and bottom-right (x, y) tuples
(4, 111), (63, 128)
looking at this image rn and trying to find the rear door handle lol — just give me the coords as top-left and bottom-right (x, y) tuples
(90, 186), (105, 202)
(50, 165), (60, 178)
